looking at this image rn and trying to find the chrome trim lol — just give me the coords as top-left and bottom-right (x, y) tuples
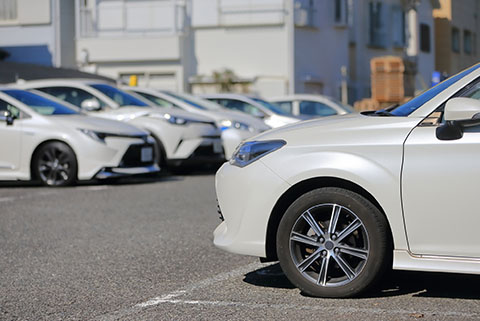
(95, 164), (160, 179)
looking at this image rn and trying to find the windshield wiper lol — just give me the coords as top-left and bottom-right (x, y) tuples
(373, 109), (394, 116)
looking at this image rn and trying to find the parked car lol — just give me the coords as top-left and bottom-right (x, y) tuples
(214, 63), (480, 298)
(200, 93), (300, 128)
(16, 79), (224, 167)
(269, 94), (355, 118)
(125, 87), (270, 158)
(0, 88), (159, 186)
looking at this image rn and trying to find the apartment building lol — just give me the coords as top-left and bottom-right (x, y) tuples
(75, 0), (438, 102)
(434, 0), (480, 75)
(0, 0), (75, 67)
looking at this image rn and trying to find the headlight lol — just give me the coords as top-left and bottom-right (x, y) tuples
(220, 119), (254, 132)
(79, 129), (106, 143)
(164, 113), (189, 125)
(230, 140), (286, 167)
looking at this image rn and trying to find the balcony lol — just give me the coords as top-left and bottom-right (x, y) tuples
(76, 0), (185, 63)
(78, 0), (186, 38)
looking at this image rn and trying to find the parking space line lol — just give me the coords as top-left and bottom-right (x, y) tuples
(148, 298), (479, 319)
(0, 191), (58, 203)
(97, 261), (265, 321)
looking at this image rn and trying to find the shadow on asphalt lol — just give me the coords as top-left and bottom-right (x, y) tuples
(243, 263), (480, 300)
(0, 165), (219, 189)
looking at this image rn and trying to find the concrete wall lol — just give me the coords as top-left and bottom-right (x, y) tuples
(0, 0), (75, 68)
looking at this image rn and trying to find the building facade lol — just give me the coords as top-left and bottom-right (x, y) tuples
(434, 0), (480, 75)
(0, 0), (76, 68)
(0, 0), (446, 102)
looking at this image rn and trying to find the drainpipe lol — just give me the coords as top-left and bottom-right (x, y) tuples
(287, 0), (295, 94)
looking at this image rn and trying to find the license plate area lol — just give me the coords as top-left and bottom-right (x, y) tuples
(213, 141), (223, 154)
(141, 147), (153, 162)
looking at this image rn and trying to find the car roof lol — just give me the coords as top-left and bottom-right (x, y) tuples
(10, 78), (113, 88)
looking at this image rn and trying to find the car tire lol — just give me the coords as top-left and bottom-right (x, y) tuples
(276, 187), (391, 298)
(33, 142), (77, 187)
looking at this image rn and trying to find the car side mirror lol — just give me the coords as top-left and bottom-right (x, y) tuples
(0, 110), (14, 125)
(81, 98), (101, 111)
(444, 97), (480, 121)
(437, 98), (480, 140)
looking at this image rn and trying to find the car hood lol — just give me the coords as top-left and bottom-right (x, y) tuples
(49, 114), (148, 136)
(154, 107), (215, 123)
(190, 109), (270, 131)
(251, 113), (423, 146)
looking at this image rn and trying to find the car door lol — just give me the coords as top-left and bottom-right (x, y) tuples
(402, 78), (480, 258)
(0, 99), (22, 176)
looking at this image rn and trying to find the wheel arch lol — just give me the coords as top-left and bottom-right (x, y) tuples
(264, 176), (394, 262)
(30, 139), (78, 180)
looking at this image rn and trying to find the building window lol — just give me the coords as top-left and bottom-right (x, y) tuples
(420, 23), (430, 53)
(464, 30), (472, 55)
(452, 27), (460, 52)
(0, 0), (17, 21)
(368, 1), (386, 47)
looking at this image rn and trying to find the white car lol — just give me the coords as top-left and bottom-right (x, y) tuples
(16, 80), (224, 167)
(201, 93), (300, 128)
(214, 63), (480, 298)
(269, 94), (355, 118)
(0, 88), (158, 186)
(126, 87), (270, 158)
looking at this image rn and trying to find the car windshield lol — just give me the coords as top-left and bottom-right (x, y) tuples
(2, 89), (79, 115)
(251, 97), (290, 115)
(165, 91), (222, 111)
(326, 97), (355, 113)
(390, 64), (480, 116)
(90, 84), (149, 107)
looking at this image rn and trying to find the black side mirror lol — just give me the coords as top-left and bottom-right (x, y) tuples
(0, 110), (14, 126)
(436, 118), (480, 141)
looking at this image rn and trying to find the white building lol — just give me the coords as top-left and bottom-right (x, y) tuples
(75, 0), (436, 102)
(0, 0), (76, 68)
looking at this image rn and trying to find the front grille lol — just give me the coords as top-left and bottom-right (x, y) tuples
(192, 144), (221, 157)
(119, 143), (155, 168)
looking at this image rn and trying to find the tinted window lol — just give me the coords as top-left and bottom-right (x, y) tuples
(90, 84), (149, 107)
(3, 90), (79, 115)
(135, 91), (174, 108)
(36, 86), (106, 109)
(299, 101), (337, 116)
(251, 98), (290, 115)
(214, 99), (264, 117)
(0, 99), (21, 118)
(275, 101), (293, 114)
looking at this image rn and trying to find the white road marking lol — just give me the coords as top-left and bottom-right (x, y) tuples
(75, 185), (110, 191)
(0, 191), (58, 203)
(97, 261), (265, 321)
(145, 298), (480, 318)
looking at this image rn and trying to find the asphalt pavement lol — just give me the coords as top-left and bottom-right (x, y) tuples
(1, 172), (480, 320)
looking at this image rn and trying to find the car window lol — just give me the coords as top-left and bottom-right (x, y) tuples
(251, 98), (290, 115)
(0, 99), (21, 118)
(299, 101), (337, 116)
(3, 90), (79, 115)
(134, 91), (174, 108)
(214, 99), (264, 117)
(456, 79), (480, 100)
(275, 101), (293, 114)
(90, 84), (149, 107)
(36, 86), (106, 109)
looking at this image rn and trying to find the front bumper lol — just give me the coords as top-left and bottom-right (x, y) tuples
(95, 164), (160, 179)
(95, 141), (159, 179)
(213, 160), (290, 257)
(167, 139), (225, 166)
